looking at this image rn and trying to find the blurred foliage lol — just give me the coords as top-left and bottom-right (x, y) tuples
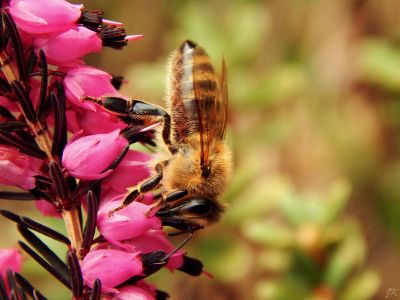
(3, 0), (400, 299)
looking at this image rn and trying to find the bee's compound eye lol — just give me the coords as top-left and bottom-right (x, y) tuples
(178, 198), (214, 217)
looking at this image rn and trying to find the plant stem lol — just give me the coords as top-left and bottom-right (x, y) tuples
(0, 52), (83, 256)
(62, 209), (83, 252)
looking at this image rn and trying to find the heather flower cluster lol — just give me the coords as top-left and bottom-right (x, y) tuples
(0, 1), (203, 299)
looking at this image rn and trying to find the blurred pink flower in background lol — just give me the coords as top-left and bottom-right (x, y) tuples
(62, 129), (128, 180)
(0, 145), (42, 190)
(9, 0), (82, 34)
(0, 248), (23, 279)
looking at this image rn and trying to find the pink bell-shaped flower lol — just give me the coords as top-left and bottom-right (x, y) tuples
(113, 281), (156, 300)
(63, 66), (119, 111)
(33, 26), (102, 66)
(9, 0), (83, 35)
(81, 249), (143, 293)
(103, 150), (151, 193)
(62, 129), (128, 180)
(97, 191), (161, 246)
(127, 230), (184, 271)
(74, 108), (126, 134)
(35, 200), (62, 218)
(0, 248), (23, 279)
(0, 145), (42, 190)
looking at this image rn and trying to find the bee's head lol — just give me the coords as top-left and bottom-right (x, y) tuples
(155, 197), (224, 231)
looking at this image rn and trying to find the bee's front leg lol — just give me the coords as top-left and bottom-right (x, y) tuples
(84, 95), (176, 153)
(144, 189), (189, 217)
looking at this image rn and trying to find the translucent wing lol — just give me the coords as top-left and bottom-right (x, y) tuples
(217, 58), (228, 140)
(167, 41), (228, 169)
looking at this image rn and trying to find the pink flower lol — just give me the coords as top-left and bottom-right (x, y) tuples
(35, 200), (62, 218)
(33, 26), (102, 66)
(81, 249), (142, 293)
(114, 281), (156, 300)
(97, 191), (161, 246)
(103, 150), (151, 193)
(62, 129), (128, 180)
(63, 65), (119, 111)
(0, 96), (19, 112)
(65, 109), (80, 133)
(0, 248), (23, 279)
(0, 145), (42, 190)
(128, 230), (184, 271)
(9, 0), (83, 35)
(74, 109), (126, 134)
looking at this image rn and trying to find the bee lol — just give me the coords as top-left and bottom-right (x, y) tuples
(86, 40), (232, 233)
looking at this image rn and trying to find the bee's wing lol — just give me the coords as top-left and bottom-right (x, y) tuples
(217, 58), (228, 140)
(192, 54), (227, 166)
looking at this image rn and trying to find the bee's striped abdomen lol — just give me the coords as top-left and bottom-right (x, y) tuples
(168, 40), (220, 142)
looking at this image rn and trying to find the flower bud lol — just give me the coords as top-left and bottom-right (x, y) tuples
(63, 66), (119, 111)
(33, 26), (102, 66)
(62, 129), (128, 180)
(81, 249), (142, 293)
(103, 150), (151, 193)
(9, 0), (83, 34)
(97, 191), (161, 245)
(0, 145), (42, 190)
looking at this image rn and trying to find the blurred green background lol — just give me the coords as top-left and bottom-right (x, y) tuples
(2, 0), (400, 299)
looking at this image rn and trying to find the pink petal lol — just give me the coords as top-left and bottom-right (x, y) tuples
(74, 109), (126, 135)
(63, 66), (119, 111)
(0, 248), (23, 278)
(33, 26), (102, 66)
(10, 0), (83, 34)
(0, 145), (42, 190)
(114, 282), (156, 300)
(35, 200), (62, 218)
(103, 150), (151, 192)
(98, 194), (161, 243)
(62, 130), (128, 180)
(82, 249), (142, 293)
(128, 231), (184, 271)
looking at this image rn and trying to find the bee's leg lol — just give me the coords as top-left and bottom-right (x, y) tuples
(108, 161), (168, 216)
(84, 96), (175, 153)
(144, 190), (188, 217)
(108, 173), (163, 216)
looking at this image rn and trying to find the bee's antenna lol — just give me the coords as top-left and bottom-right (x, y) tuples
(162, 230), (193, 263)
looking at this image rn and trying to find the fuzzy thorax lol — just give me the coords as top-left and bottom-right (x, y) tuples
(160, 138), (233, 200)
